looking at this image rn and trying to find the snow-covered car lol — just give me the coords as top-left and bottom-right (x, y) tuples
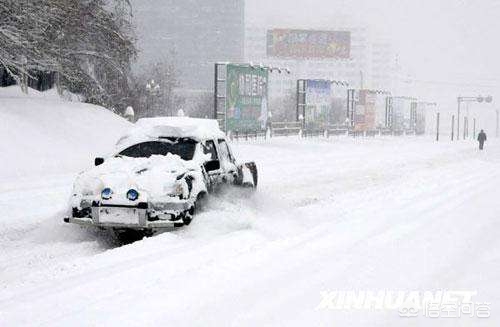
(64, 117), (257, 234)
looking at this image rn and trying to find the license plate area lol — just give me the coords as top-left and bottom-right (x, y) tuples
(98, 207), (140, 225)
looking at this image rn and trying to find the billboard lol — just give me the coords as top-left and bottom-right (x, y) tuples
(305, 80), (331, 128)
(267, 29), (351, 59)
(354, 90), (377, 131)
(392, 98), (410, 131)
(226, 64), (269, 132)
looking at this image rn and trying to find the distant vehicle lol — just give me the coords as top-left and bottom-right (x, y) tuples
(64, 117), (258, 237)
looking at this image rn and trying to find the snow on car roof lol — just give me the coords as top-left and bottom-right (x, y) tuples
(116, 117), (226, 148)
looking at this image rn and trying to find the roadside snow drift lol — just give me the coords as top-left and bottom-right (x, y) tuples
(0, 86), (131, 181)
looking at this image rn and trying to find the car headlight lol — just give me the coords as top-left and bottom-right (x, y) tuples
(175, 183), (184, 195)
(101, 188), (113, 200)
(126, 189), (140, 201)
(166, 182), (185, 198)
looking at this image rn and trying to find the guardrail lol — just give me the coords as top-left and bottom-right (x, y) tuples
(229, 130), (268, 141)
(271, 121), (302, 137)
(227, 122), (421, 141)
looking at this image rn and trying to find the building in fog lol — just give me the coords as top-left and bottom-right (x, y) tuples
(245, 26), (369, 95)
(132, 0), (245, 91)
(244, 25), (398, 97)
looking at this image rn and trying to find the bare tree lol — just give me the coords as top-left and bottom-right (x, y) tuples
(0, 0), (137, 110)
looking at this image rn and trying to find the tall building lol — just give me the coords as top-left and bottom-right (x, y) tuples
(244, 25), (398, 97)
(132, 0), (245, 91)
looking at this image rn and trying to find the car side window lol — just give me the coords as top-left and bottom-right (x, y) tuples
(202, 140), (218, 161)
(218, 139), (234, 163)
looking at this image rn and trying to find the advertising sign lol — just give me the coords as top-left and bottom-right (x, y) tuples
(354, 90), (377, 131)
(305, 80), (332, 128)
(267, 29), (351, 59)
(226, 64), (269, 132)
(392, 98), (409, 131)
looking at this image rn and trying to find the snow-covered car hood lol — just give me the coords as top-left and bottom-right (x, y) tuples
(73, 154), (200, 201)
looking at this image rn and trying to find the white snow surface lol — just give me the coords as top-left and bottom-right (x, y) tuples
(0, 91), (499, 326)
(0, 86), (131, 182)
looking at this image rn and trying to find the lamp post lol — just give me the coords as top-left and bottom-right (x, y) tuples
(496, 109), (499, 138)
(146, 79), (161, 116)
(457, 95), (493, 140)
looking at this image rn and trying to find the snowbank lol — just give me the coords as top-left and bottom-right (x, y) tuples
(0, 86), (131, 182)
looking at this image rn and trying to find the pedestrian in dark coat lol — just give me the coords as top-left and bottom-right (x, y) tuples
(478, 130), (487, 150)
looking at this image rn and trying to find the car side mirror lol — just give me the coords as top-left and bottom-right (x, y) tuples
(204, 160), (220, 172)
(95, 157), (105, 166)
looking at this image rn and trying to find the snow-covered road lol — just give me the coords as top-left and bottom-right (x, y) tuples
(1, 136), (499, 326)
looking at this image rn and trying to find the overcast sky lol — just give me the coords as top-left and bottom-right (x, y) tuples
(247, 0), (500, 85)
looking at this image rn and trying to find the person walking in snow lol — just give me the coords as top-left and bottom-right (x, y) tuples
(477, 130), (487, 150)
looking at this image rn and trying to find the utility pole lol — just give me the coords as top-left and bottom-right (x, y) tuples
(473, 118), (476, 140)
(347, 89), (355, 129)
(457, 95), (493, 140)
(436, 112), (440, 141)
(463, 117), (467, 140)
(451, 115), (455, 141)
(496, 110), (499, 138)
(457, 98), (460, 141)
(385, 96), (393, 130)
(214, 63), (219, 120)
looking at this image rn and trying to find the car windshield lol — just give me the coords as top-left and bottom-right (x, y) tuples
(117, 139), (197, 160)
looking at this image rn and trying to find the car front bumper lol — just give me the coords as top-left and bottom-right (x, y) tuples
(64, 216), (185, 229)
(64, 201), (192, 229)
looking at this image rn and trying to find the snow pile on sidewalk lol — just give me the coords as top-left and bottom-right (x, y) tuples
(0, 86), (131, 181)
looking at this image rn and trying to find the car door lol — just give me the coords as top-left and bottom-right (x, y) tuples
(201, 139), (223, 189)
(217, 138), (238, 184)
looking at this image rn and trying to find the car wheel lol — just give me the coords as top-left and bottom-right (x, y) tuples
(246, 162), (258, 188)
(114, 229), (147, 243)
(182, 215), (192, 226)
(194, 192), (208, 213)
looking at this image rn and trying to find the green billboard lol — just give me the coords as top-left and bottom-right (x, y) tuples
(226, 64), (269, 132)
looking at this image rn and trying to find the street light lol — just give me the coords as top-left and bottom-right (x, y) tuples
(457, 95), (493, 140)
(146, 79), (161, 115)
(146, 79), (160, 93)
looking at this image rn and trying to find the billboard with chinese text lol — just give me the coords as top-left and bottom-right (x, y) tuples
(267, 29), (351, 59)
(226, 64), (269, 132)
(305, 80), (332, 129)
(354, 90), (377, 131)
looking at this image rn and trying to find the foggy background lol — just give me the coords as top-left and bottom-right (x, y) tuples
(245, 0), (500, 134)
(129, 0), (499, 134)
(248, 0), (500, 83)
